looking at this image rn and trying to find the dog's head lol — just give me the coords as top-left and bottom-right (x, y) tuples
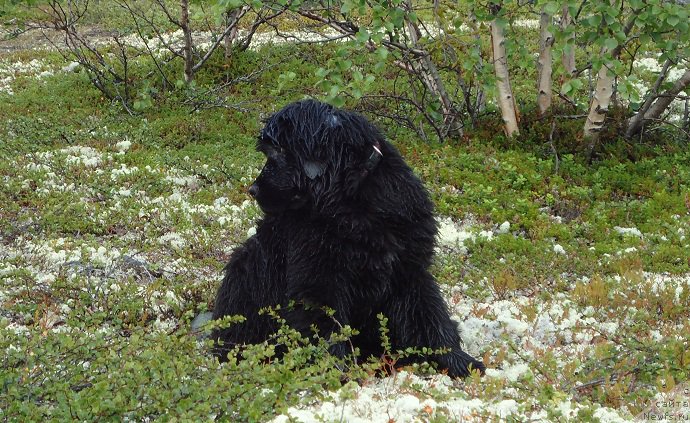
(249, 100), (386, 215)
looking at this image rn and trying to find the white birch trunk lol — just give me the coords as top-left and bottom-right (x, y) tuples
(537, 9), (554, 116)
(490, 16), (519, 136)
(583, 59), (614, 139)
(583, 8), (638, 143)
(180, 0), (193, 83)
(561, 6), (576, 77)
(224, 7), (245, 58)
(404, 0), (462, 137)
(626, 69), (690, 137)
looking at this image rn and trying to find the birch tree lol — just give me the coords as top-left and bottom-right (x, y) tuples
(489, 3), (519, 136)
(296, 0), (468, 139)
(583, 2), (638, 143)
(537, 5), (555, 116)
(560, 4), (576, 78)
(626, 68), (690, 138)
(180, 0), (193, 83)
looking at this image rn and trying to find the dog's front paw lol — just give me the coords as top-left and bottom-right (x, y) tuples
(438, 351), (486, 378)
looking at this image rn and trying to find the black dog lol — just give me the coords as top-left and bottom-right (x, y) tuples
(211, 100), (484, 378)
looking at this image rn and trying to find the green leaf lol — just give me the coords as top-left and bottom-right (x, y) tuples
(586, 15), (602, 27)
(340, 0), (352, 15)
(355, 28), (370, 43)
(494, 17), (508, 30)
(315, 67), (329, 78)
(336, 60), (353, 71)
(330, 96), (345, 108)
(391, 8), (405, 28)
(544, 2), (559, 16)
(603, 38), (618, 51)
(371, 31), (384, 43)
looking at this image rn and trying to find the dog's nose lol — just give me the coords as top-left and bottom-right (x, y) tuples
(248, 184), (259, 198)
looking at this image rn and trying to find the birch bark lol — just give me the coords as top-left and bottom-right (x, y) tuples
(537, 8), (554, 116)
(490, 9), (519, 136)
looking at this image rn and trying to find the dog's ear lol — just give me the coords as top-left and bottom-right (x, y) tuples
(341, 143), (384, 197)
(303, 160), (325, 179)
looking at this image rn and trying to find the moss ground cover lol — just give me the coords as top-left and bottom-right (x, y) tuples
(1, 28), (689, 422)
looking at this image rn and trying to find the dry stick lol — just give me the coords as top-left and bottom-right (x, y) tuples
(683, 98), (690, 132)
(236, 8), (287, 52)
(360, 94), (427, 139)
(644, 117), (690, 138)
(469, 11), (485, 122)
(625, 58), (673, 139)
(297, 7), (454, 140)
(191, 6), (250, 73)
(548, 120), (559, 174)
(116, 0), (174, 90)
(153, 0), (180, 26)
(404, 0), (462, 138)
(639, 69), (690, 131)
(297, 10), (428, 58)
(137, 1), (185, 60)
(183, 67), (276, 112)
(42, 1), (127, 107)
(113, 36), (135, 115)
(392, 49), (446, 141)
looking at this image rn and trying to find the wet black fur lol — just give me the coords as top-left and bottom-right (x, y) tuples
(211, 99), (485, 378)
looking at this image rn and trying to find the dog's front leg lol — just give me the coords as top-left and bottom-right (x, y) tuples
(283, 253), (357, 361)
(382, 269), (486, 378)
(281, 295), (353, 359)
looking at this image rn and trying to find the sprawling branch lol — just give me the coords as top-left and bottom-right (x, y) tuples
(403, 0), (462, 138)
(192, 6), (250, 73)
(626, 65), (690, 138)
(297, 2), (463, 140)
(40, 0), (133, 111)
(625, 58), (672, 138)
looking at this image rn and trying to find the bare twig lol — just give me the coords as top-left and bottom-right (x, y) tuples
(548, 120), (559, 173)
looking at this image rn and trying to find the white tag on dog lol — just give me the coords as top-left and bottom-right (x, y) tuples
(304, 161), (325, 179)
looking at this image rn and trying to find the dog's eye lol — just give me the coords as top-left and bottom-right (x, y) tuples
(270, 146), (285, 157)
(262, 145), (287, 162)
